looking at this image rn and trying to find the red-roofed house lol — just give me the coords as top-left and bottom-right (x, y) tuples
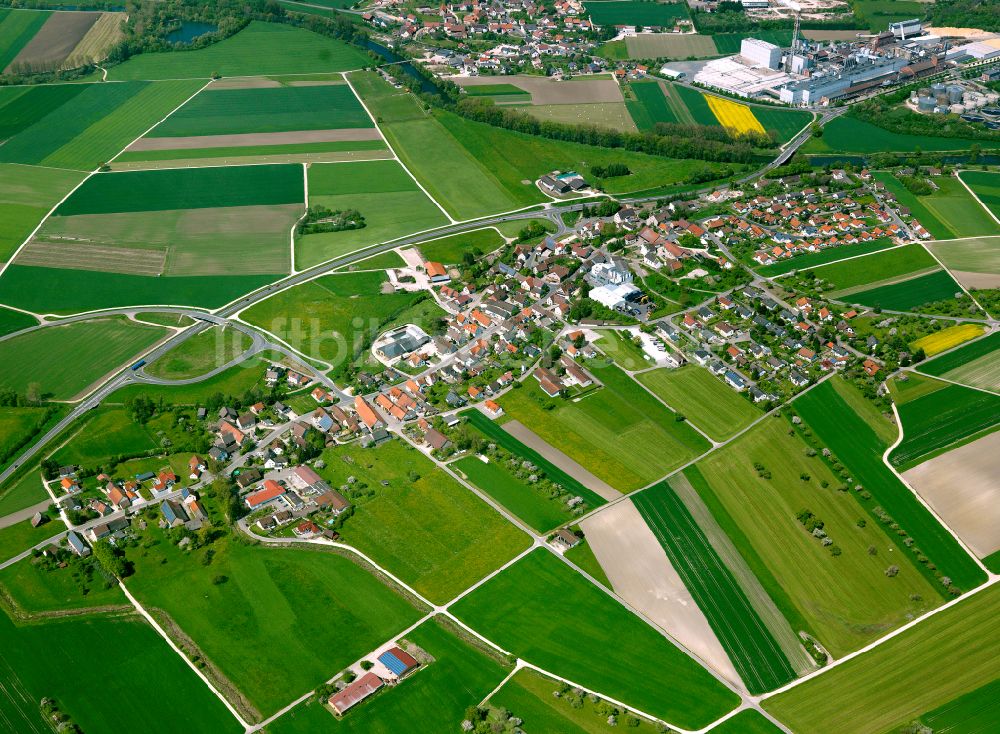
(245, 480), (286, 510)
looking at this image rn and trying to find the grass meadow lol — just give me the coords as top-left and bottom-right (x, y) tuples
(125, 533), (424, 717)
(845, 269), (962, 311)
(637, 365), (761, 441)
(0, 84), (85, 142)
(241, 270), (440, 366)
(0, 317), (166, 400)
(297, 159), (448, 269)
(463, 409), (607, 507)
(0, 264), (281, 313)
(488, 668), (662, 733)
(0, 553), (126, 615)
(0, 306), (36, 338)
(0, 463), (49, 516)
(0, 162), (83, 261)
(959, 170), (1000, 220)
(595, 329), (651, 370)
(757, 239), (896, 277)
(417, 227), (504, 264)
(269, 619), (510, 734)
(453, 455), (576, 533)
(804, 115), (989, 154)
(0, 517), (57, 564)
(149, 83), (372, 137)
(501, 362), (710, 492)
(763, 584), (1000, 734)
(54, 164), (304, 215)
(690, 417), (939, 657)
(908, 678), (1000, 734)
(48, 406), (158, 467)
(890, 382), (1000, 469)
(927, 235), (1000, 275)
(115, 138), (388, 164)
(451, 548), (741, 728)
(795, 381), (986, 591)
(0, 80), (204, 170)
(633, 484), (796, 694)
(583, 1), (689, 25)
(110, 352), (273, 406)
(812, 243), (936, 291)
(108, 22), (369, 80)
(314, 440), (530, 603)
(874, 173), (995, 240)
(0, 610), (242, 734)
(145, 326), (253, 380)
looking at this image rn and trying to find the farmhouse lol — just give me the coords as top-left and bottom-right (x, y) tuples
(329, 672), (384, 715)
(377, 647), (420, 681)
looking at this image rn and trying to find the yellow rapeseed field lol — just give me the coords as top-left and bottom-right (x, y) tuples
(704, 94), (765, 136)
(911, 323), (986, 357)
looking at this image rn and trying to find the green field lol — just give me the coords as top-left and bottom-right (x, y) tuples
(144, 326), (253, 380)
(526, 102), (638, 133)
(764, 584), (1000, 734)
(690, 416), (938, 657)
(958, 170), (1000, 218)
(0, 408), (47, 465)
(813, 243), (937, 291)
(0, 516), (58, 564)
(0, 317), (166, 400)
(928, 235), (1000, 275)
(150, 84), (372, 137)
(851, 0), (927, 30)
(622, 33), (718, 59)
(242, 270), (439, 366)
(672, 83), (719, 126)
(0, 553), (126, 615)
(759, 239), (896, 277)
(0, 264), (280, 314)
(0, 609), (242, 734)
(418, 227), (504, 265)
(489, 668), (660, 733)
(48, 406), (158, 467)
(314, 440), (530, 603)
(0, 463), (48, 516)
(54, 164), (304, 215)
(297, 159), (448, 269)
(637, 365), (762, 441)
(873, 173), (995, 240)
(0, 9), (51, 71)
(633, 486), (796, 693)
(708, 710), (784, 734)
(595, 329), (651, 370)
(352, 71), (728, 219)
(805, 115), (990, 154)
(890, 382), (1000, 469)
(0, 83), (86, 142)
(115, 139), (388, 163)
(846, 269), (963, 311)
(919, 330), (1000, 392)
(108, 21), (369, 80)
(626, 81), (676, 131)
(500, 362), (711, 492)
(584, 1), (689, 26)
(451, 549), (740, 728)
(453, 455), (576, 533)
(907, 678), (1000, 734)
(269, 619), (509, 734)
(124, 533), (424, 717)
(0, 80), (204, 170)
(0, 162), (84, 261)
(795, 380), (986, 591)
(110, 352), (273, 406)
(462, 409), (606, 508)
(0, 306), (36, 338)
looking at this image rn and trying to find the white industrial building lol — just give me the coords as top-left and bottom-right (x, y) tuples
(694, 56), (792, 98)
(741, 38), (782, 70)
(589, 283), (641, 310)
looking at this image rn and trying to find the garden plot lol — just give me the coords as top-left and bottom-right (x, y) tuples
(903, 431), (1000, 559)
(580, 499), (741, 686)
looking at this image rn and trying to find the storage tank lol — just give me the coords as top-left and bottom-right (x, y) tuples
(948, 85), (964, 103)
(917, 96), (936, 112)
(932, 82), (947, 95)
(950, 103), (966, 114)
